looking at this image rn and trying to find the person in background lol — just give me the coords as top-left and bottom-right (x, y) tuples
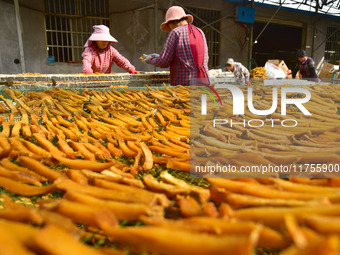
(142, 6), (209, 86)
(292, 49), (320, 82)
(225, 58), (250, 86)
(82, 25), (137, 74)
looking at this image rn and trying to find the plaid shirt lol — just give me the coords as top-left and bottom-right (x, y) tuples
(82, 45), (135, 74)
(150, 24), (209, 86)
(292, 57), (319, 81)
(231, 62), (250, 85)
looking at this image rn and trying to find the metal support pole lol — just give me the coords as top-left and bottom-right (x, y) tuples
(248, 0), (254, 70)
(154, 0), (158, 71)
(14, 0), (26, 73)
(253, 0), (285, 46)
(311, 3), (319, 58)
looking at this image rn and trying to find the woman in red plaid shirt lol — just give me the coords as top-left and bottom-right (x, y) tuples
(82, 25), (136, 74)
(142, 6), (209, 86)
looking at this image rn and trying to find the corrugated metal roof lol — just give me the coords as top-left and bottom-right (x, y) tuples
(226, 0), (340, 18)
(256, 0), (339, 16)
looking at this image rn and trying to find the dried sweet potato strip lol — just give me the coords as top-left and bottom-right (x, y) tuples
(106, 142), (123, 157)
(155, 111), (168, 126)
(68, 142), (95, 161)
(57, 124), (78, 141)
(130, 151), (142, 174)
(1, 194), (43, 224)
(92, 179), (170, 207)
(0, 165), (41, 186)
(57, 135), (77, 159)
(40, 199), (109, 229)
(21, 139), (51, 158)
(167, 160), (190, 172)
(143, 174), (188, 197)
(93, 142), (111, 158)
(141, 143), (153, 170)
(0, 137), (11, 151)
(0, 176), (55, 196)
(161, 171), (210, 203)
(142, 217), (288, 249)
(56, 179), (169, 206)
(67, 169), (88, 185)
(18, 156), (65, 181)
(149, 145), (187, 158)
(234, 204), (340, 229)
(33, 133), (65, 157)
(259, 178), (340, 195)
(304, 215), (340, 234)
(0, 225), (34, 255)
(207, 178), (332, 202)
(117, 135), (137, 157)
(284, 214), (307, 249)
(0, 158), (47, 181)
(11, 121), (22, 137)
(0, 219), (39, 247)
(127, 141), (142, 153)
(100, 224), (257, 255)
(220, 191), (328, 208)
(64, 191), (162, 221)
(33, 224), (103, 255)
(51, 154), (116, 171)
(56, 115), (73, 127)
(8, 137), (32, 155)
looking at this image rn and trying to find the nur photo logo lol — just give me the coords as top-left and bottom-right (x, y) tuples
(201, 84), (311, 116)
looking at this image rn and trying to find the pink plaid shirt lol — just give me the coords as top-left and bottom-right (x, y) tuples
(150, 24), (209, 86)
(82, 45), (135, 74)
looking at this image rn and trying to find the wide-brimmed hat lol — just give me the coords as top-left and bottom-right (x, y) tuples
(84, 25), (117, 47)
(160, 6), (193, 32)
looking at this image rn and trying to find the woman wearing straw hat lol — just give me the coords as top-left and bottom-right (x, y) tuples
(142, 6), (209, 86)
(82, 25), (137, 74)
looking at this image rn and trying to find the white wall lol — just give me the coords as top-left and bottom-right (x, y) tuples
(0, 0), (21, 73)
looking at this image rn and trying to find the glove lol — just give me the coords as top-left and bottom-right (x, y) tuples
(129, 65), (144, 74)
(141, 53), (160, 64)
(83, 70), (93, 75)
(128, 66), (136, 74)
(130, 69), (144, 74)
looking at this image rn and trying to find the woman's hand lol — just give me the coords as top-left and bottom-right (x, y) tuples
(129, 70), (144, 74)
(128, 66), (144, 74)
(141, 53), (160, 64)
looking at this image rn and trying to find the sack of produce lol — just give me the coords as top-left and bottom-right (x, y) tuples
(264, 62), (286, 79)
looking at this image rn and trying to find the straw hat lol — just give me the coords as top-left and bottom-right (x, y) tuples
(161, 6), (193, 32)
(84, 25), (117, 47)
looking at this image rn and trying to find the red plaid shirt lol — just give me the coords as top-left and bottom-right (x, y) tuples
(82, 45), (135, 74)
(150, 24), (209, 86)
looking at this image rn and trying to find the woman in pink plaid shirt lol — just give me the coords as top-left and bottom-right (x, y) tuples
(142, 6), (209, 86)
(82, 25), (136, 74)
